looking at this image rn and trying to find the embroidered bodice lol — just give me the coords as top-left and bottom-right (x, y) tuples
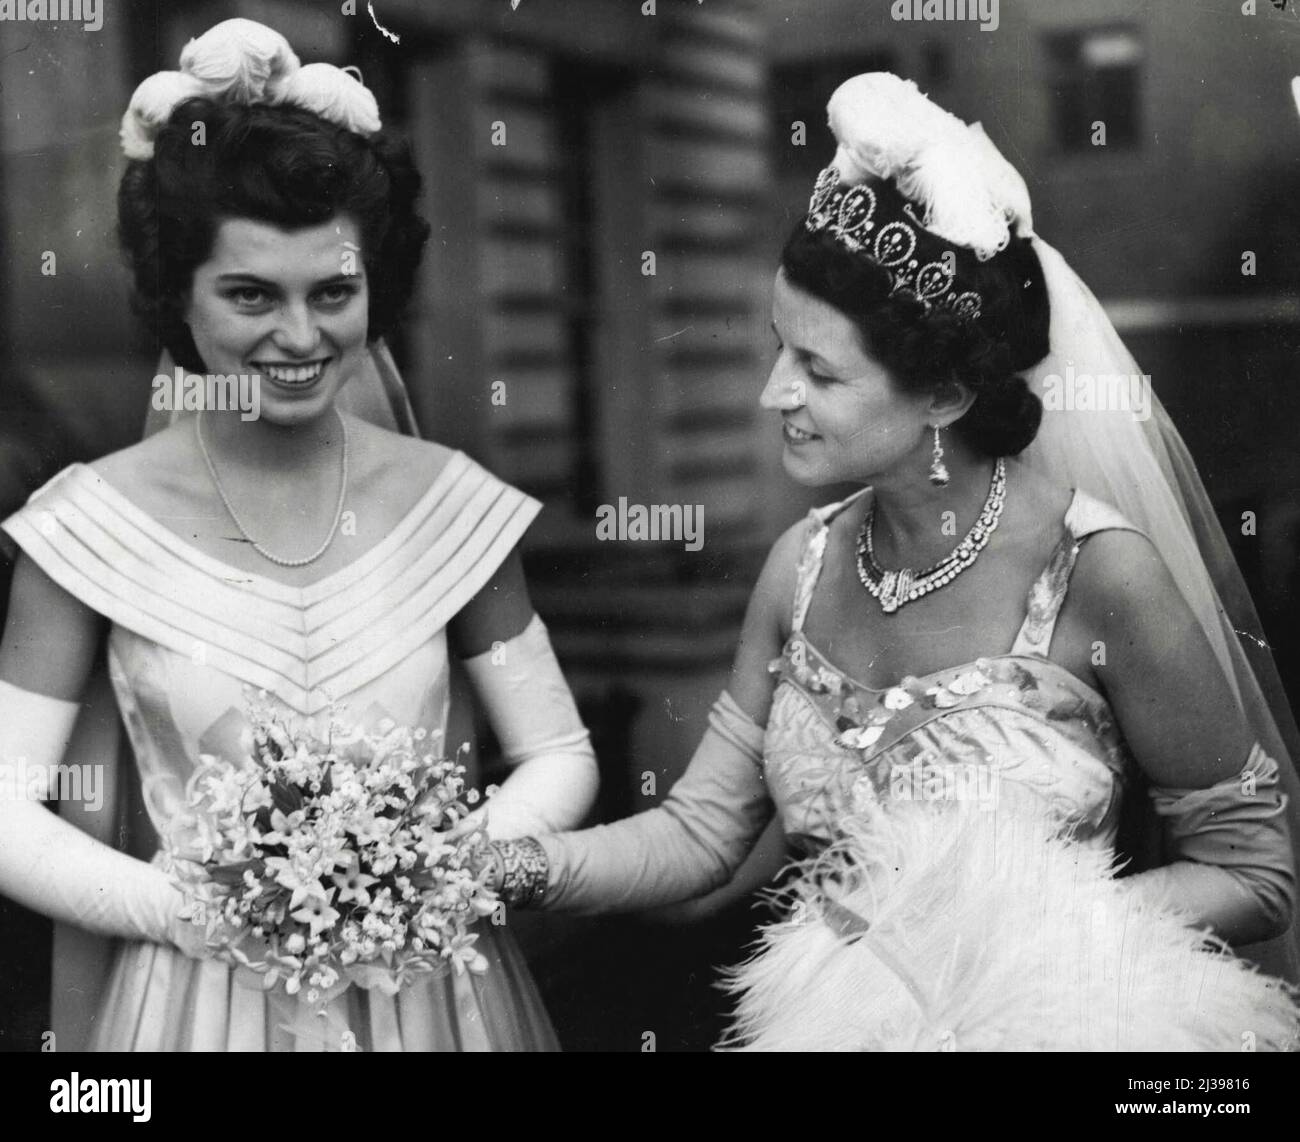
(762, 486), (1141, 853)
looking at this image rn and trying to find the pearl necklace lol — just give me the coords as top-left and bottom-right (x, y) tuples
(196, 411), (349, 568)
(856, 457), (1007, 614)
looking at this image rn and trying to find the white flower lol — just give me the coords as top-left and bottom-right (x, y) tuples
(264, 854), (330, 911)
(332, 854), (379, 907)
(837, 724), (885, 751)
(179, 18), (300, 104)
(882, 687), (914, 711)
(850, 774), (879, 813)
(948, 669), (991, 696)
(291, 896), (341, 939)
(445, 933), (489, 976)
(173, 695), (502, 1006)
(926, 686), (961, 709)
(471, 895), (500, 919)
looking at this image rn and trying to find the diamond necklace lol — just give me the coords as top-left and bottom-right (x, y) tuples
(856, 456), (1007, 614)
(195, 410), (349, 568)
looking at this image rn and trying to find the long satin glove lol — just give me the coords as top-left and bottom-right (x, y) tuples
(461, 614), (600, 840)
(0, 679), (188, 944)
(1126, 743), (1296, 946)
(530, 689), (773, 915)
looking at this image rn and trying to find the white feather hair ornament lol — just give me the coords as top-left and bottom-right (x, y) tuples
(275, 64), (381, 138)
(826, 73), (1034, 262)
(119, 70), (206, 161)
(119, 18), (381, 162)
(178, 17), (301, 104)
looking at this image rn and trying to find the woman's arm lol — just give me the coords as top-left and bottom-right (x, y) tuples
(449, 548), (599, 839)
(494, 521), (805, 916)
(0, 555), (189, 943)
(1072, 530), (1295, 945)
(642, 816), (791, 926)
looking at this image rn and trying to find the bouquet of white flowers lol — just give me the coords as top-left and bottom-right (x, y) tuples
(169, 690), (500, 1006)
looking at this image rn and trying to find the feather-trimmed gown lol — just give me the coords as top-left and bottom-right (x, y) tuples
(1, 453), (559, 1051)
(721, 488), (1299, 1052)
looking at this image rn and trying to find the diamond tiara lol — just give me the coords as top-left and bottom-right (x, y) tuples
(804, 165), (984, 323)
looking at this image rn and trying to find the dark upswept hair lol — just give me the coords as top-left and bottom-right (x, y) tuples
(117, 96), (430, 372)
(780, 223), (1050, 457)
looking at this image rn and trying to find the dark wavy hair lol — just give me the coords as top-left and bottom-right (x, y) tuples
(118, 96), (430, 372)
(780, 223), (1050, 457)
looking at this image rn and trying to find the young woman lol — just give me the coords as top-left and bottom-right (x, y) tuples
(0, 19), (597, 1051)
(487, 73), (1300, 1051)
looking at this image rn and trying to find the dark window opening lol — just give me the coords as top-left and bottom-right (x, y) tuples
(770, 51), (900, 187)
(921, 41), (950, 88)
(1046, 26), (1144, 153)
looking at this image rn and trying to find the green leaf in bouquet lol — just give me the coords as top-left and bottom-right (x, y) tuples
(270, 779), (304, 816)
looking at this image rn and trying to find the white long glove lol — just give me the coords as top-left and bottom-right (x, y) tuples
(460, 615), (599, 841)
(535, 689), (772, 914)
(0, 678), (187, 944)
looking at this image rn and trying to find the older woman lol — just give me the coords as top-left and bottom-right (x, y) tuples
(488, 74), (1300, 1051)
(0, 20), (596, 1051)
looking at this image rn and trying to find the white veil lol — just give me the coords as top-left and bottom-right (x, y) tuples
(1020, 238), (1300, 981)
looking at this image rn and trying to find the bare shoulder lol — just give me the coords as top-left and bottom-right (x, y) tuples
(343, 416), (457, 497)
(88, 420), (201, 504)
(728, 514), (811, 721)
(817, 487), (880, 573)
(1002, 463), (1075, 548)
(750, 513), (815, 642)
(0, 550), (104, 699)
(1067, 525), (1172, 627)
(766, 513), (812, 584)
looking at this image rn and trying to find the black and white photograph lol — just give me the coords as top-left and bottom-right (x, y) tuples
(2, 0), (1300, 1088)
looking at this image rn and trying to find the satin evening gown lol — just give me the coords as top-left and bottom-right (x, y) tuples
(722, 487), (1299, 1051)
(2, 452), (559, 1051)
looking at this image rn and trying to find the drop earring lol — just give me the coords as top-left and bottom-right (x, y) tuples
(929, 425), (950, 487)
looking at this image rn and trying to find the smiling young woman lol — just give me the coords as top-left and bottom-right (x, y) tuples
(0, 19), (599, 1052)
